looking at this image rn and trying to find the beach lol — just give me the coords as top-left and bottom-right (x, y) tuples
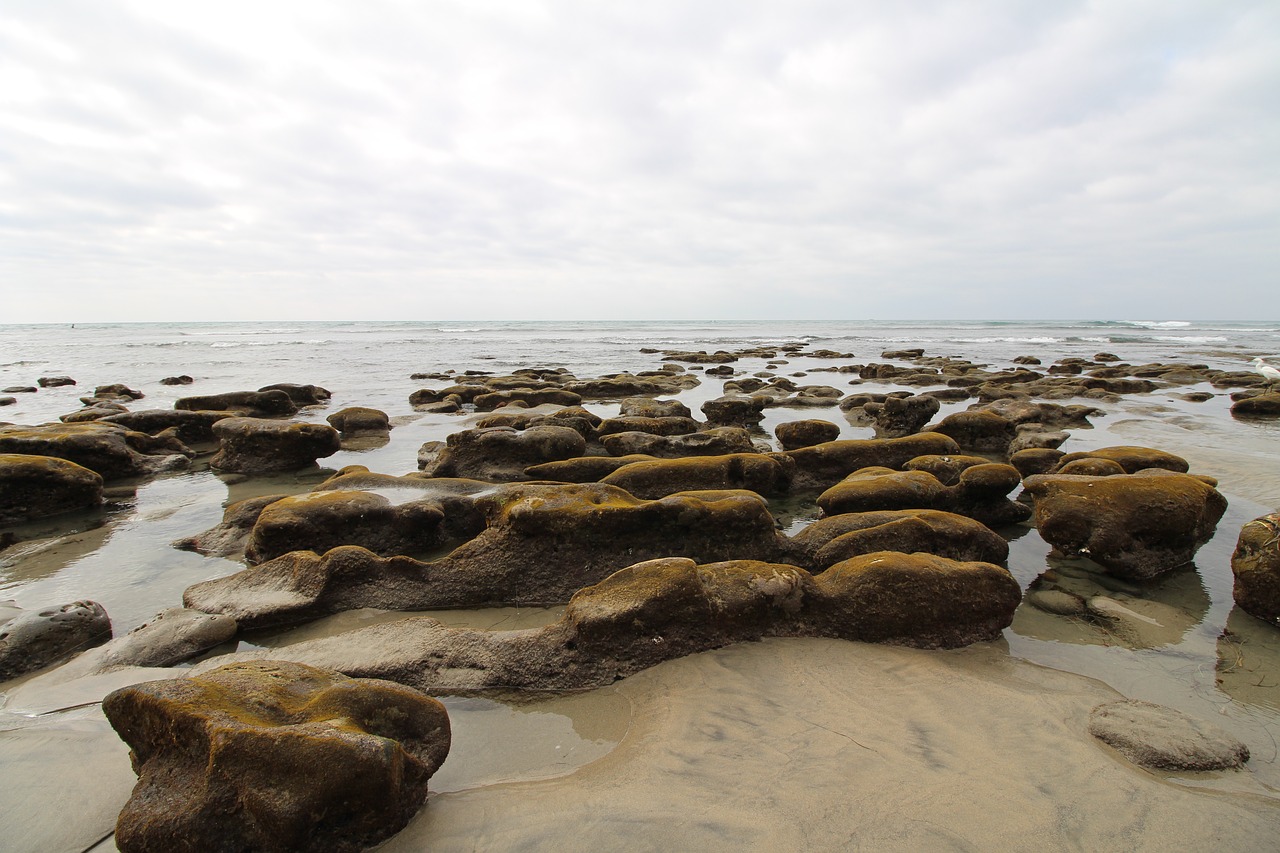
(1, 319), (1278, 851)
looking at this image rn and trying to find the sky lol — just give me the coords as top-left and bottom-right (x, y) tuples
(1, 0), (1277, 323)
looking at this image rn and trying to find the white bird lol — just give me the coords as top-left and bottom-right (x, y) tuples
(1251, 357), (1280, 391)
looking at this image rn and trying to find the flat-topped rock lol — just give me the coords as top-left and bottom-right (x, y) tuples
(211, 418), (340, 474)
(0, 453), (103, 524)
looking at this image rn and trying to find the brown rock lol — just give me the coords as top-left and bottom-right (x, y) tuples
(0, 453), (103, 524)
(211, 418), (341, 474)
(1231, 512), (1280, 626)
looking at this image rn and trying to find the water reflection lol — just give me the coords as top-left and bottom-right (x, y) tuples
(1217, 607), (1280, 711)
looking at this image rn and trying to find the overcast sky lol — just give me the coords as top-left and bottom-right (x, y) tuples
(1, 0), (1276, 322)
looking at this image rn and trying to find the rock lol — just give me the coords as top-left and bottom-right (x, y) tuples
(211, 418), (341, 474)
(1055, 445), (1189, 474)
(600, 453), (794, 499)
(774, 419), (841, 450)
(525, 454), (656, 482)
(925, 410), (1018, 455)
(1026, 589), (1087, 616)
(38, 375), (76, 388)
(176, 389), (298, 418)
(596, 416), (701, 437)
(974, 399), (1101, 429)
(420, 425), (586, 481)
(94, 383), (145, 400)
(0, 396), (14, 406)
(0, 453), (103, 524)
(817, 464), (1031, 529)
(784, 432), (961, 491)
(902, 454), (993, 486)
(565, 373), (699, 398)
(1057, 458), (1127, 477)
(103, 660), (450, 853)
(101, 409), (238, 443)
(1231, 512), (1280, 625)
(599, 427), (756, 458)
(0, 600), (112, 680)
(174, 494), (288, 558)
(61, 402), (131, 422)
(159, 375), (194, 385)
(790, 509), (1010, 570)
(258, 383), (331, 406)
(1006, 425), (1070, 455)
(701, 395), (767, 428)
(245, 490), (446, 564)
(0, 422), (190, 479)
(326, 406), (391, 435)
(1023, 470), (1227, 580)
(618, 397), (692, 419)
(1088, 700), (1248, 771)
(2, 386), (37, 393)
(53, 608), (238, 678)
(184, 485), (788, 628)
(200, 554), (1019, 693)
(863, 394), (940, 438)
(473, 388), (583, 411)
(1231, 393), (1280, 417)
(809, 551), (1022, 648)
(1009, 448), (1065, 478)
(1084, 596), (1195, 649)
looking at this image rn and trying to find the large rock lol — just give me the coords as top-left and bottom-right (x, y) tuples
(101, 409), (237, 443)
(49, 608), (238, 679)
(245, 490), (447, 564)
(420, 425), (586, 481)
(1054, 445), (1189, 474)
(600, 453), (794, 499)
(1231, 512), (1280, 625)
(783, 433), (960, 491)
(0, 600), (111, 680)
(258, 383), (331, 406)
(817, 464), (1030, 529)
(863, 395), (940, 438)
(599, 427), (756, 458)
(791, 509), (1010, 570)
(197, 553), (1020, 693)
(701, 395), (767, 428)
(326, 406), (391, 436)
(0, 453), (103, 524)
(472, 388), (583, 411)
(103, 660), (450, 853)
(210, 418), (341, 474)
(774, 419), (841, 450)
(176, 389), (298, 418)
(1088, 700), (1249, 771)
(184, 485), (789, 628)
(0, 422), (190, 480)
(618, 397), (692, 419)
(596, 416), (701, 437)
(1023, 470), (1227, 580)
(924, 410), (1018, 454)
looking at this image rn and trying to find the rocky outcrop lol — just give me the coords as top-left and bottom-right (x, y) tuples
(1231, 512), (1280, 625)
(817, 464), (1030, 529)
(245, 490), (447, 564)
(199, 553), (1020, 693)
(1231, 393), (1280, 417)
(791, 509), (1010, 570)
(924, 410), (1018, 454)
(0, 422), (190, 479)
(258, 383), (331, 406)
(0, 600), (111, 680)
(783, 433), (960, 491)
(524, 454), (656, 482)
(600, 453), (794, 499)
(103, 660), (450, 853)
(326, 407), (391, 436)
(210, 418), (341, 474)
(49, 608), (238, 680)
(419, 425), (586, 481)
(176, 389), (298, 418)
(1088, 700), (1248, 771)
(863, 395), (940, 438)
(184, 485), (789, 628)
(1023, 470), (1227, 580)
(596, 416), (701, 437)
(599, 427), (756, 458)
(101, 409), (237, 443)
(473, 388), (583, 411)
(0, 453), (103, 524)
(618, 397), (692, 419)
(1054, 445), (1189, 474)
(774, 419), (840, 450)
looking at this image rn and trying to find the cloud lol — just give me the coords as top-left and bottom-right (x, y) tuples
(1, 0), (1277, 321)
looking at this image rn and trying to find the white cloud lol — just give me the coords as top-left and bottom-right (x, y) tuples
(0, 0), (1276, 321)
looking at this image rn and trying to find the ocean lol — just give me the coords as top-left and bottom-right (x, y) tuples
(1, 318), (1279, 851)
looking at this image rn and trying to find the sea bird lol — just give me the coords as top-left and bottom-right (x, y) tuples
(1251, 357), (1280, 392)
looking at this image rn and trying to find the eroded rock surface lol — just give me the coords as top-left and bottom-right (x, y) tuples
(1232, 512), (1280, 625)
(103, 660), (451, 853)
(1023, 470), (1226, 580)
(784, 433), (960, 490)
(0, 453), (103, 524)
(817, 464), (1030, 529)
(0, 600), (111, 680)
(1088, 700), (1248, 771)
(0, 422), (190, 479)
(211, 418), (341, 474)
(791, 509), (1010, 570)
(200, 554), (1021, 692)
(420, 425), (586, 481)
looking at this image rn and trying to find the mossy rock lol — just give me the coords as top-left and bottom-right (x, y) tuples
(0, 453), (103, 524)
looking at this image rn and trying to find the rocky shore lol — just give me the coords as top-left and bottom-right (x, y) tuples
(2, 339), (1279, 851)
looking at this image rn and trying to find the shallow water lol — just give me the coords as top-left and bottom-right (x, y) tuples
(1, 320), (1278, 851)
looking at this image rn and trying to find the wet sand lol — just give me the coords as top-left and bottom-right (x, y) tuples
(2, 375), (1279, 851)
